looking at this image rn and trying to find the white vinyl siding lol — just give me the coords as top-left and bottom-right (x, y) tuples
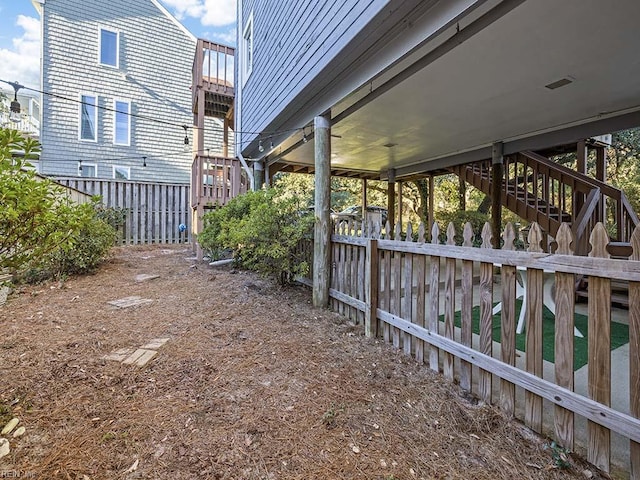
(79, 93), (98, 141)
(99, 27), (119, 67)
(113, 99), (131, 145)
(242, 11), (253, 86)
(113, 165), (130, 180)
(79, 162), (97, 177)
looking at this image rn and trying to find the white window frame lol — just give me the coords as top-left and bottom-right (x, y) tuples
(113, 165), (130, 180)
(241, 11), (253, 86)
(98, 26), (120, 68)
(113, 99), (131, 146)
(78, 162), (97, 177)
(79, 93), (98, 142)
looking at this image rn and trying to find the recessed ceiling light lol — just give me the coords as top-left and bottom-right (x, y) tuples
(545, 77), (574, 90)
(383, 142), (398, 148)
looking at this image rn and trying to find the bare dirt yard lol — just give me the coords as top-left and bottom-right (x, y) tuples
(0, 245), (606, 479)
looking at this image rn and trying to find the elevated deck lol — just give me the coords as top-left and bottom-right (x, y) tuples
(192, 39), (235, 121)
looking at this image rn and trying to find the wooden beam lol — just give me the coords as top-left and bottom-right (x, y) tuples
(596, 145), (607, 182)
(313, 114), (331, 308)
(387, 169), (396, 232)
(223, 117), (229, 157)
(397, 181), (403, 228)
(491, 142), (503, 248)
(428, 175), (434, 240)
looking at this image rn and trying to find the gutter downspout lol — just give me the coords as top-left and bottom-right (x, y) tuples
(237, 151), (254, 191)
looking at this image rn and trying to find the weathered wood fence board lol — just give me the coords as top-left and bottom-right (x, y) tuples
(297, 219), (640, 479)
(53, 178), (191, 245)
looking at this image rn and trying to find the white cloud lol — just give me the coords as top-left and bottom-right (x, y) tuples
(210, 27), (236, 45)
(162, 0), (236, 27)
(0, 15), (41, 88)
(200, 0), (236, 27)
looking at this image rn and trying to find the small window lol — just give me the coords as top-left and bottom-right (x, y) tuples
(113, 100), (131, 145)
(242, 12), (253, 85)
(79, 162), (97, 177)
(99, 27), (119, 67)
(79, 94), (97, 141)
(113, 165), (130, 180)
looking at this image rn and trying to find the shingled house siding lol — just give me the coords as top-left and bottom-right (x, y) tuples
(38, 0), (225, 183)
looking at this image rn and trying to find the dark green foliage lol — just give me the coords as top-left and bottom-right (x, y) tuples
(30, 203), (118, 279)
(199, 188), (313, 284)
(0, 128), (116, 281)
(435, 210), (489, 245)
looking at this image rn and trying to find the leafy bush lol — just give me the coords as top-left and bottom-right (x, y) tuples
(29, 202), (117, 280)
(435, 210), (489, 246)
(0, 128), (116, 281)
(199, 188), (313, 284)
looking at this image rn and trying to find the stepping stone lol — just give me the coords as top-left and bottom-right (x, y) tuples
(135, 274), (160, 283)
(107, 296), (152, 308)
(140, 338), (170, 350)
(122, 348), (157, 367)
(104, 347), (135, 362)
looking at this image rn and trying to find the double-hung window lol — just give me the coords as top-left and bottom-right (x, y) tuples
(242, 12), (253, 85)
(114, 100), (131, 145)
(79, 94), (98, 141)
(99, 27), (119, 67)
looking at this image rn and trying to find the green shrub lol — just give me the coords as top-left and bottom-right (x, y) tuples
(1, 128), (117, 281)
(0, 129), (92, 272)
(21, 200), (117, 282)
(199, 188), (313, 284)
(435, 210), (489, 246)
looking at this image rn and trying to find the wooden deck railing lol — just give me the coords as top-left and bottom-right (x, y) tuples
(191, 154), (246, 209)
(296, 219), (640, 478)
(192, 39), (235, 112)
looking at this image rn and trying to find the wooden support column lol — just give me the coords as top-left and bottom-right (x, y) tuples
(428, 175), (434, 240)
(193, 89), (206, 259)
(223, 117), (229, 157)
(362, 179), (368, 228)
(313, 113), (331, 308)
(491, 142), (504, 248)
(596, 145), (607, 182)
(397, 181), (403, 228)
(387, 169), (396, 233)
(194, 90), (205, 156)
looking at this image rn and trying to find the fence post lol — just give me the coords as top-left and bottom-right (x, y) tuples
(365, 239), (379, 338)
(631, 225), (640, 480)
(588, 222), (612, 472)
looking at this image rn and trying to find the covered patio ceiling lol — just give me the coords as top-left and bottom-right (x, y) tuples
(266, 0), (640, 180)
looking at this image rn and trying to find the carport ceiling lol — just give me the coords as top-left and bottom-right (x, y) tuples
(272, 0), (640, 177)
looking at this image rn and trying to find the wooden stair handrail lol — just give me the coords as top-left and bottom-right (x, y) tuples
(572, 188), (601, 256)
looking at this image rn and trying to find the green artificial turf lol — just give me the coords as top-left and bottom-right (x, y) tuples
(441, 300), (629, 370)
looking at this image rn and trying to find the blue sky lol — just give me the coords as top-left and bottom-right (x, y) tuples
(0, 0), (237, 89)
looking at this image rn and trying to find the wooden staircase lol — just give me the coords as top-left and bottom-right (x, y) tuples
(451, 150), (640, 305)
(451, 150), (639, 256)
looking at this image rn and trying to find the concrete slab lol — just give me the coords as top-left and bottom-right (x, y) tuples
(134, 274), (160, 283)
(123, 348), (157, 367)
(104, 347), (135, 362)
(140, 337), (170, 350)
(107, 296), (153, 308)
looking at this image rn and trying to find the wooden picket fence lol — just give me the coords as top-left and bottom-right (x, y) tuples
(53, 178), (192, 245)
(296, 219), (640, 478)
